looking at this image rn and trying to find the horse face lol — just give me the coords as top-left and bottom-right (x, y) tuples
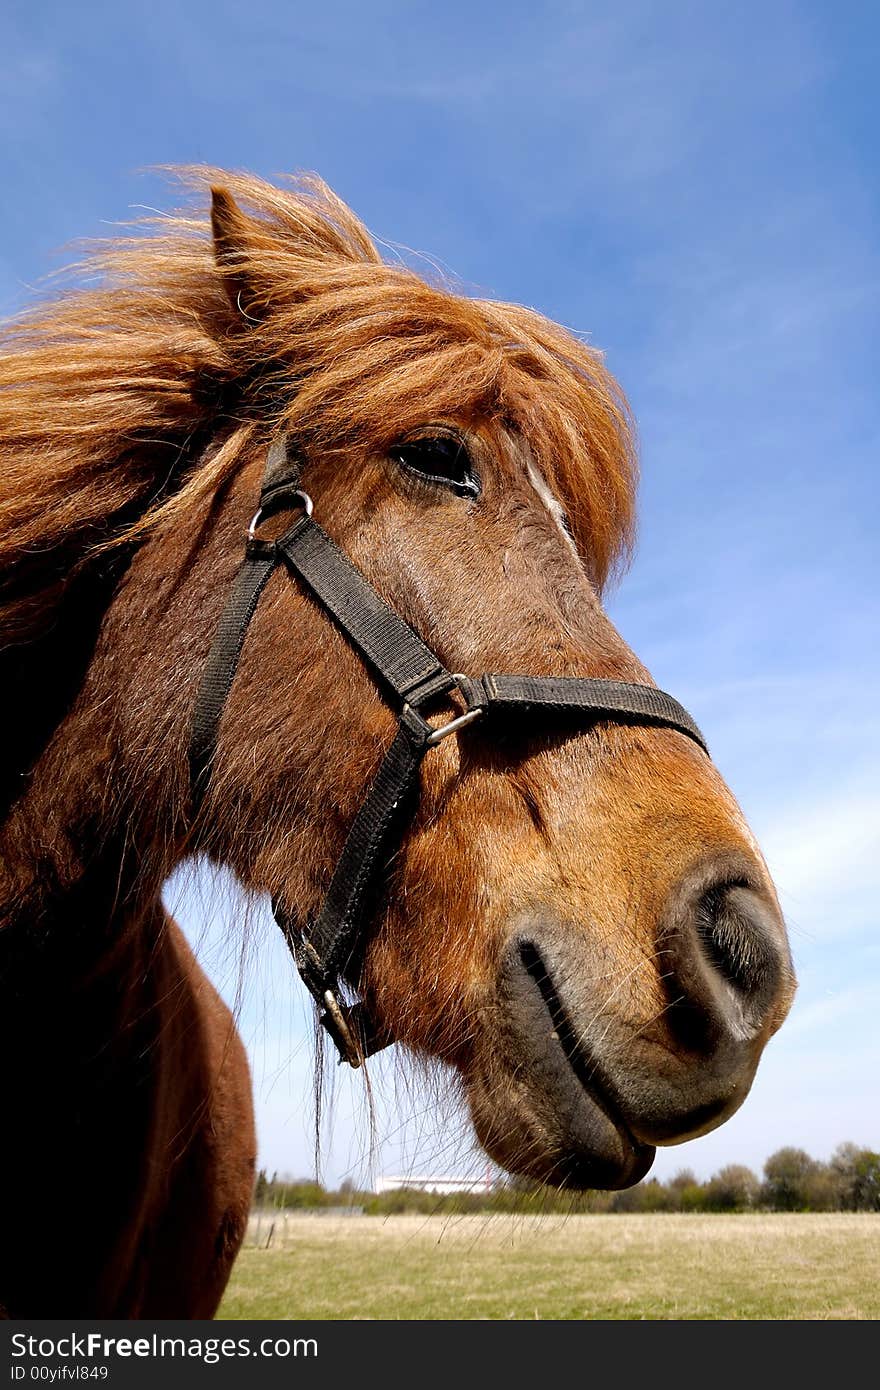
(199, 417), (795, 1190)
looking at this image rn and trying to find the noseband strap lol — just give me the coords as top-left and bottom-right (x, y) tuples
(189, 439), (707, 1066)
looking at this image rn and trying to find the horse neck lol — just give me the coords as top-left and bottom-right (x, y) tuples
(0, 867), (165, 1035)
(0, 654), (172, 999)
(0, 549), (132, 827)
(0, 811), (166, 1013)
(0, 423), (226, 829)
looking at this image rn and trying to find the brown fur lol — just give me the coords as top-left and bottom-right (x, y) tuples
(0, 168), (794, 1316)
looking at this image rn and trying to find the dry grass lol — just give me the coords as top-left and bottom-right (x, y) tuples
(219, 1212), (879, 1320)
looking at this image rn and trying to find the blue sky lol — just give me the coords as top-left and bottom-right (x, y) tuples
(3, 1), (877, 1187)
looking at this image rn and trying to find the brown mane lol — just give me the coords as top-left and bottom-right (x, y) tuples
(0, 166), (635, 662)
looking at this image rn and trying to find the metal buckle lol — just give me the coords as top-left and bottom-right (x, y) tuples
(247, 489), (313, 541)
(321, 989), (363, 1068)
(423, 673), (485, 747)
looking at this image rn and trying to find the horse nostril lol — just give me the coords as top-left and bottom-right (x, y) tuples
(660, 873), (791, 1048)
(696, 881), (778, 999)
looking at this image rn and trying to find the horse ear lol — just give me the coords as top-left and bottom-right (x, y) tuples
(210, 187), (265, 322)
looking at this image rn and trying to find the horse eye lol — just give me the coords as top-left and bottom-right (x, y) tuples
(391, 436), (480, 499)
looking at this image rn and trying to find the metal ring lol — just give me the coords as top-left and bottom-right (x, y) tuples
(247, 490), (314, 541)
(424, 674), (486, 747)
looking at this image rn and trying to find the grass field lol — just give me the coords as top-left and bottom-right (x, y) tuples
(219, 1212), (879, 1320)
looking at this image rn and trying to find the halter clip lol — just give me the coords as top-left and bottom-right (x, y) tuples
(405, 673), (486, 747)
(321, 989), (363, 1068)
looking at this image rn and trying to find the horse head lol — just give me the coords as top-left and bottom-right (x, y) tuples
(1, 170), (796, 1193)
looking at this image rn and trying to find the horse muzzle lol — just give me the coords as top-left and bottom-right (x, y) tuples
(466, 865), (796, 1189)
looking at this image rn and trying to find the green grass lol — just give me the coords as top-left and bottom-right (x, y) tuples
(219, 1212), (879, 1320)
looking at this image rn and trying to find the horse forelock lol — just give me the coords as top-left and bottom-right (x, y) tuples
(0, 167), (636, 652)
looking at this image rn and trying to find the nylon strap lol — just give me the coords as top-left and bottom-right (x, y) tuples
(481, 674), (706, 753)
(276, 518), (456, 706)
(275, 709), (434, 1031)
(189, 539), (278, 813)
(189, 445), (304, 812)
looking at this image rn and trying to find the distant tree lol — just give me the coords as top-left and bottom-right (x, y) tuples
(249, 1141), (876, 1219)
(705, 1164), (759, 1212)
(641, 1178), (673, 1212)
(801, 1165), (844, 1211)
(253, 1168), (269, 1204)
(666, 1169), (698, 1196)
(831, 1143), (880, 1211)
(761, 1148), (820, 1210)
(608, 1183), (641, 1212)
(665, 1168), (705, 1212)
(278, 1180), (327, 1209)
(830, 1142), (861, 1180)
(611, 1178), (671, 1212)
(679, 1184), (707, 1212)
(852, 1150), (880, 1211)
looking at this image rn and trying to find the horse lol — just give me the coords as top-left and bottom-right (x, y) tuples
(0, 168), (796, 1318)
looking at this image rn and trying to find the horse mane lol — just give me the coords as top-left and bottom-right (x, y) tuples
(0, 164), (637, 655)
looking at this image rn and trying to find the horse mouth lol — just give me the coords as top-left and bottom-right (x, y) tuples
(519, 942), (634, 1134)
(467, 938), (655, 1191)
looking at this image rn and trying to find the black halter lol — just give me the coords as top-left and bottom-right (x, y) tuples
(189, 438), (707, 1066)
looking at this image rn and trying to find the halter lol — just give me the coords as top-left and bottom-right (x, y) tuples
(189, 437), (708, 1066)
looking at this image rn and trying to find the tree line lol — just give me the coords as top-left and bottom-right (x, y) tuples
(253, 1141), (879, 1215)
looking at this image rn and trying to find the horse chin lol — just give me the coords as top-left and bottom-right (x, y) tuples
(463, 940), (656, 1192)
(467, 1064), (656, 1191)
